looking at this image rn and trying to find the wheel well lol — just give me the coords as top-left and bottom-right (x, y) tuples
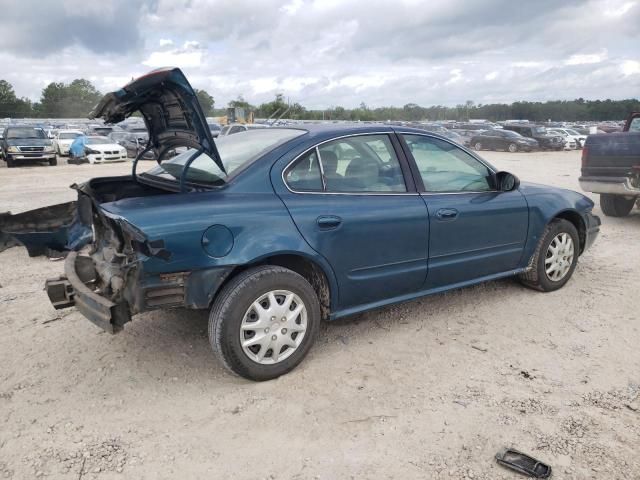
(219, 255), (332, 320)
(554, 211), (586, 253)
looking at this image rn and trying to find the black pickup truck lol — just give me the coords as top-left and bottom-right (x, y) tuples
(1, 126), (57, 168)
(579, 112), (640, 217)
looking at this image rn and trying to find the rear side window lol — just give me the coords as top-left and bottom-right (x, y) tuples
(318, 135), (406, 192)
(284, 150), (323, 192)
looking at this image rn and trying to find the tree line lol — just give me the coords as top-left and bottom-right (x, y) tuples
(0, 78), (217, 119)
(0, 78), (637, 121)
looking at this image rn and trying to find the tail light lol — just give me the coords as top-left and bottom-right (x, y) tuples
(581, 147), (588, 167)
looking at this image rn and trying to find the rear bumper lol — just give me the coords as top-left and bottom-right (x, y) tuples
(45, 252), (130, 333)
(579, 176), (640, 195)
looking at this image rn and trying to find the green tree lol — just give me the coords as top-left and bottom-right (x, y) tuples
(0, 79), (33, 117)
(194, 88), (215, 115)
(39, 79), (102, 117)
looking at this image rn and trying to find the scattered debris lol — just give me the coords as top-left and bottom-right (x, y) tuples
(495, 448), (551, 478)
(520, 370), (535, 380)
(342, 414), (396, 424)
(471, 344), (488, 353)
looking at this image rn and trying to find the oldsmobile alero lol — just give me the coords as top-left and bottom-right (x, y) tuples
(3, 68), (600, 380)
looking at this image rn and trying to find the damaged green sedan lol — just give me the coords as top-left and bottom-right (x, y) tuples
(0, 68), (600, 381)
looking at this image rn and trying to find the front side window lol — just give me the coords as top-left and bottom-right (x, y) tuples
(318, 135), (406, 192)
(403, 135), (494, 193)
(629, 117), (640, 132)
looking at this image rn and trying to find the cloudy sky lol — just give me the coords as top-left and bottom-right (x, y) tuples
(0, 0), (638, 109)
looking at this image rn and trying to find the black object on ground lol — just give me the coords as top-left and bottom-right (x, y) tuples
(495, 448), (552, 478)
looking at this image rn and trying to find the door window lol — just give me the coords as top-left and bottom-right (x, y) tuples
(403, 135), (494, 193)
(318, 135), (406, 192)
(284, 149), (323, 192)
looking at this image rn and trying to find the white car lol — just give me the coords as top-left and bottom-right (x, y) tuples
(84, 136), (128, 164)
(219, 123), (269, 136)
(548, 128), (587, 149)
(53, 130), (84, 156)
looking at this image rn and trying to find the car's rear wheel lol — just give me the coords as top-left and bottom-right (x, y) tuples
(209, 265), (321, 381)
(600, 194), (636, 217)
(519, 218), (579, 292)
(507, 143), (518, 153)
(474, 142), (482, 151)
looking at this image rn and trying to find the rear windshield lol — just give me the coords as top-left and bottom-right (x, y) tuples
(144, 128), (306, 186)
(6, 127), (45, 139)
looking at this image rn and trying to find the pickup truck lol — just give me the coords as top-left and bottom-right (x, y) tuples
(1, 126), (57, 167)
(579, 112), (640, 216)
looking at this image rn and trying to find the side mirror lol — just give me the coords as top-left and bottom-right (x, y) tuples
(495, 171), (520, 192)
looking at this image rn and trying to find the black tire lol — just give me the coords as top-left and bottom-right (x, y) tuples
(209, 265), (321, 381)
(507, 143), (518, 153)
(49, 158), (57, 166)
(474, 142), (482, 151)
(600, 194), (636, 217)
(6, 156), (15, 168)
(519, 218), (579, 292)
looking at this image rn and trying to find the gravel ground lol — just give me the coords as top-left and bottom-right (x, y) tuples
(0, 151), (639, 479)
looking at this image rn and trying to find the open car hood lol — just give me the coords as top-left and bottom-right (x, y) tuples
(89, 67), (224, 172)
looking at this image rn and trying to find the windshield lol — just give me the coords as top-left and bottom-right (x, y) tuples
(533, 127), (548, 134)
(7, 127), (45, 139)
(144, 128), (306, 186)
(565, 128), (580, 135)
(59, 132), (82, 140)
(86, 136), (111, 145)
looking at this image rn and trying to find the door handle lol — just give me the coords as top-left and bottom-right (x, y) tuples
(316, 215), (342, 229)
(436, 208), (459, 220)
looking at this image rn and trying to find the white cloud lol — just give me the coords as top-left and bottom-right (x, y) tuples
(564, 49), (608, 65)
(143, 50), (203, 68)
(0, 0), (638, 108)
(621, 60), (640, 75)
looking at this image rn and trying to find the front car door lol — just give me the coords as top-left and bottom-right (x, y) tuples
(399, 133), (529, 289)
(275, 132), (429, 313)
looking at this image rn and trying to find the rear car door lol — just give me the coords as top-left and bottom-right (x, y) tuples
(400, 133), (529, 289)
(275, 133), (429, 311)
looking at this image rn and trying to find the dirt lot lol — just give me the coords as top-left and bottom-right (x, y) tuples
(0, 151), (638, 479)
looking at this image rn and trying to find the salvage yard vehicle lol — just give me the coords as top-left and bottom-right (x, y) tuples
(503, 124), (565, 151)
(1, 126), (57, 167)
(579, 112), (640, 217)
(0, 68), (601, 381)
(82, 136), (128, 164)
(53, 129), (84, 156)
(470, 129), (539, 152)
(548, 127), (587, 149)
(219, 123), (269, 136)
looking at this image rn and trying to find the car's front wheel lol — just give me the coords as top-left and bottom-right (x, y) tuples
(519, 218), (579, 292)
(600, 194), (636, 217)
(474, 142), (482, 151)
(209, 266), (321, 381)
